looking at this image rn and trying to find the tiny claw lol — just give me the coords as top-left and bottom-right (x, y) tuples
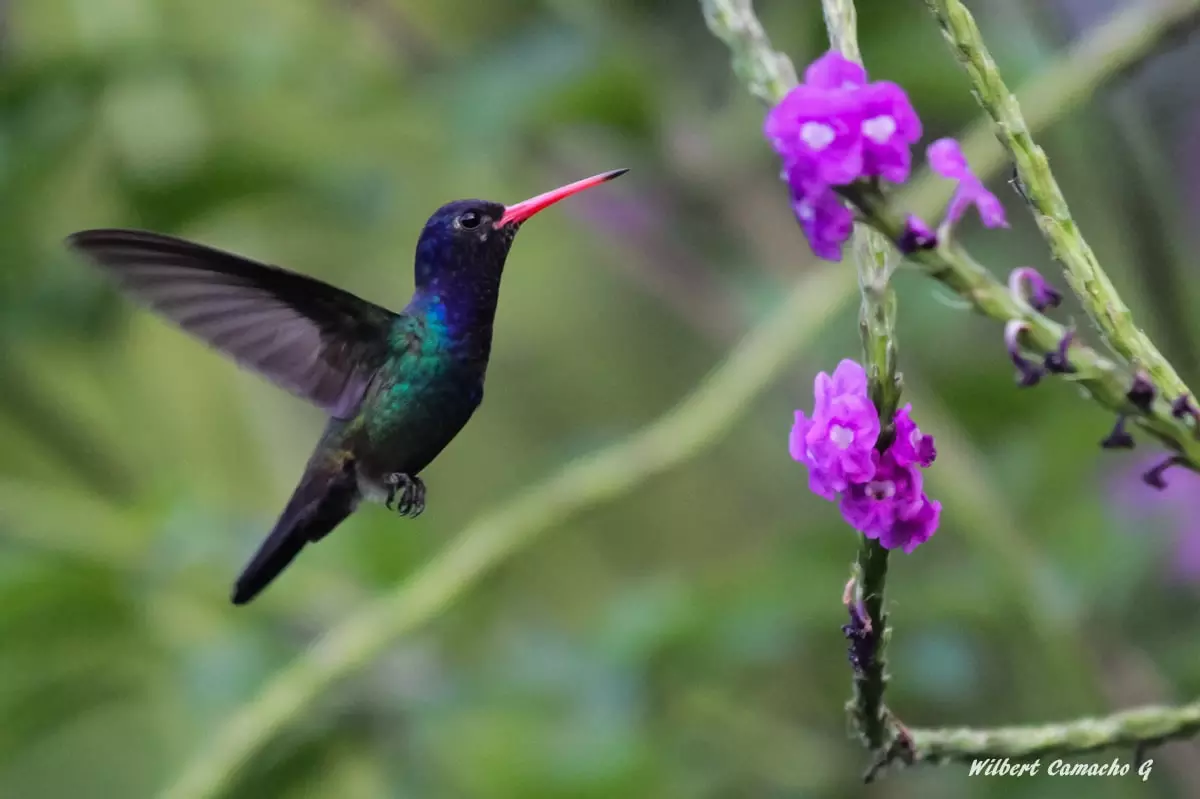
(1143, 455), (1186, 490)
(383, 473), (425, 517)
(1127, 371), (1155, 412)
(409, 478), (427, 518)
(1101, 415), (1135, 450)
(1004, 320), (1044, 387)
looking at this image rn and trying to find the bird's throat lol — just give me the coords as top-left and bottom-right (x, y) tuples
(410, 277), (501, 354)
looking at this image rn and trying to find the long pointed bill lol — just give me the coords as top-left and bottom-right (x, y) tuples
(497, 168), (628, 228)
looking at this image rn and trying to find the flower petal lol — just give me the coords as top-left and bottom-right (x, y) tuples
(804, 51), (868, 91)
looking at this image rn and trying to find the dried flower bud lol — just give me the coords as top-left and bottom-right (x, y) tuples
(898, 215), (937, 253)
(1143, 455), (1187, 490)
(1127, 371), (1155, 412)
(1008, 267), (1063, 313)
(1101, 415), (1135, 450)
(1004, 320), (1043, 387)
(1043, 329), (1077, 374)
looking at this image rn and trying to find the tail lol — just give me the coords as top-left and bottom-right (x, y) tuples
(232, 441), (360, 605)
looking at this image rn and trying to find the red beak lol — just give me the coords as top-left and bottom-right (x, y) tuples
(497, 168), (628, 228)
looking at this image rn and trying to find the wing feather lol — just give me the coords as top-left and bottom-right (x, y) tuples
(67, 228), (402, 418)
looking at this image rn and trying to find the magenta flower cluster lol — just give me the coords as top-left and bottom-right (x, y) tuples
(764, 51), (1007, 261)
(790, 360), (941, 552)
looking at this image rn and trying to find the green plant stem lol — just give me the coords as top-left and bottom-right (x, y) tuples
(821, 0), (899, 754)
(699, 0), (797, 105)
(158, 265), (852, 799)
(905, 700), (1200, 768)
(925, 0), (1197, 405)
(905, 0), (1200, 216)
(849, 185), (1200, 467)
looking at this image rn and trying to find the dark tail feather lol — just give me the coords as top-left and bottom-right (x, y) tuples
(232, 456), (360, 605)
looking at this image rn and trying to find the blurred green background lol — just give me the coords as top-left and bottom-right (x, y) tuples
(4, 0), (1200, 796)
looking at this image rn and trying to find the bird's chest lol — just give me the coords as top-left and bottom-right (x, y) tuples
(360, 332), (486, 472)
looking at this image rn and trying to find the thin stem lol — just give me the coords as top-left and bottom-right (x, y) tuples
(158, 266), (852, 799)
(906, 0), (1200, 217)
(821, 0), (900, 753)
(901, 700), (1200, 771)
(698, 0), (797, 105)
(925, 0), (1197, 406)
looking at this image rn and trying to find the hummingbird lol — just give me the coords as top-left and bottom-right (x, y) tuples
(67, 168), (627, 605)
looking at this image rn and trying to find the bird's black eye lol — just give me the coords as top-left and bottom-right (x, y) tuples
(457, 211), (482, 230)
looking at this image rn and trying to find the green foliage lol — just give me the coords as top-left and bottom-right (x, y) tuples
(2, 0), (1198, 797)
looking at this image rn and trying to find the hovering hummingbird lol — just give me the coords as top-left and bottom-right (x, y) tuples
(67, 168), (627, 605)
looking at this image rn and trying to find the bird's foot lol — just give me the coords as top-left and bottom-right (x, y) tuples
(384, 473), (426, 518)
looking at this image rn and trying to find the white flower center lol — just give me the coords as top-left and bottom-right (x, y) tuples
(866, 480), (895, 500)
(829, 424), (854, 450)
(909, 428), (923, 449)
(862, 115), (897, 144)
(795, 200), (815, 221)
(800, 121), (836, 151)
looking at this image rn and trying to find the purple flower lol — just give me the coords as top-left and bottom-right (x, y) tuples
(764, 51), (923, 261)
(790, 360), (941, 552)
(857, 81), (923, 183)
(790, 360), (881, 499)
(839, 450), (941, 553)
(839, 451), (923, 536)
(804, 50), (867, 91)
(891, 404), (937, 467)
(927, 138), (1008, 229)
(786, 177), (856, 262)
(886, 494), (942, 553)
(766, 86), (865, 186)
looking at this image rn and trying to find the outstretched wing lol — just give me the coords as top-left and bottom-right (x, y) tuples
(67, 228), (400, 418)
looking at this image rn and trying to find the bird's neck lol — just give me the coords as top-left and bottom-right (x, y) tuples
(409, 276), (501, 353)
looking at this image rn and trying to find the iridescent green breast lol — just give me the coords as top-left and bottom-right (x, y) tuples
(356, 304), (487, 476)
